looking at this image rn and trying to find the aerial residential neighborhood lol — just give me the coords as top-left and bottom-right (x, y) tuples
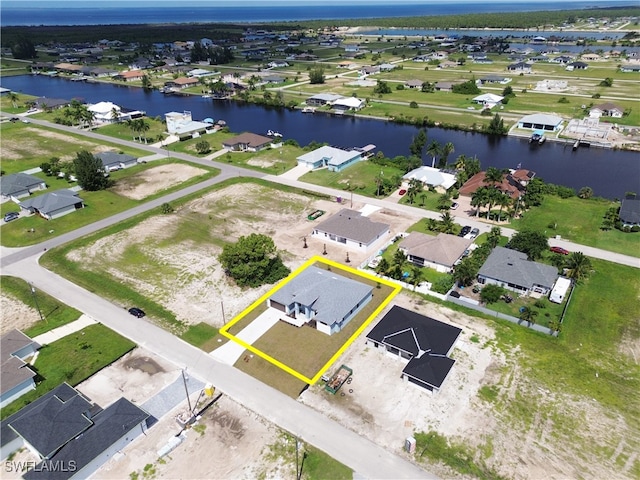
(1, 2), (639, 480)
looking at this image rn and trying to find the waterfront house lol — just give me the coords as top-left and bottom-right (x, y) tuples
(517, 113), (563, 131)
(477, 247), (558, 296)
(305, 93), (344, 107)
(311, 209), (390, 253)
(620, 195), (640, 228)
(366, 305), (461, 394)
(267, 266), (373, 335)
(332, 97), (365, 112)
(165, 111), (214, 139)
(296, 145), (365, 172)
(164, 77), (199, 90)
(115, 70), (145, 82)
(222, 132), (273, 152)
(402, 166), (456, 192)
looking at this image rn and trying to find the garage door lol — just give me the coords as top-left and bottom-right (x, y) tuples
(270, 300), (286, 312)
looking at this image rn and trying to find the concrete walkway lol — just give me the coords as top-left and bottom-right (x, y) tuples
(32, 314), (97, 345)
(278, 163), (310, 180)
(210, 308), (282, 365)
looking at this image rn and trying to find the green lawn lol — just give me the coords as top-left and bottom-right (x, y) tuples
(94, 117), (168, 144)
(0, 121), (149, 174)
(0, 324), (135, 420)
(1, 275), (82, 337)
(512, 195), (640, 257)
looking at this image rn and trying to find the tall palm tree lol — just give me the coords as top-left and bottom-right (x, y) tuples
(426, 140), (441, 168)
(138, 119), (150, 143)
(485, 166), (505, 186)
(471, 188), (488, 217)
(566, 252), (592, 282)
(7, 91), (19, 108)
(487, 226), (502, 248)
(406, 178), (422, 205)
(110, 107), (121, 123)
(496, 192), (512, 221)
(440, 142), (455, 168)
(410, 265), (423, 291)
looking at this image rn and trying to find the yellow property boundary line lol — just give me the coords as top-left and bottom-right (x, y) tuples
(219, 255), (401, 385)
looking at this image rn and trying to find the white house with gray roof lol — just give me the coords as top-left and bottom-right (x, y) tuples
(95, 151), (138, 172)
(517, 113), (563, 132)
(477, 246), (558, 295)
(0, 173), (47, 201)
(312, 209), (390, 252)
(297, 145), (364, 172)
(267, 266), (373, 335)
(19, 190), (84, 220)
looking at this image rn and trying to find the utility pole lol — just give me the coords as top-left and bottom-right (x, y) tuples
(30, 283), (44, 322)
(181, 369), (193, 414)
(221, 301), (226, 325)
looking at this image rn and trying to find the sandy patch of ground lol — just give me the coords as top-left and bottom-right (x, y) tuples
(65, 183), (417, 327)
(0, 293), (40, 335)
(111, 163), (209, 200)
(247, 158), (276, 168)
(1, 128), (106, 161)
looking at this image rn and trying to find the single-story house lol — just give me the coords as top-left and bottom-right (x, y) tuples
(589, 102), (624, 119)
(114, 70), (145, 82)
(379, 63), (395, 72)
(165, 111), (214, 138)
(619, 194), (640, 227)
(472, 93), (504, 108)
(267, 265), (373, 335)
(305, 93), (344, 107)
(0, 173), (47, 200)
(566, 61), (588, 71)
(164, 77), (199, 90)
(399, 232), (473, 273)
(366, 305), (461, 393)
(0, 330), (40, 408)
(479, 75), (511, 84)
(359, 66), (380, 76)
(459, 169), (535, 200)
(435, 81), (455, 92)
(581, 53), (601, 61)
(30, 97), (73, 110)
(54, 63), (83, 74)
(296, 145), (364, 172)
(405, 79), (423, 89)
(222, 132), (273, 152)
(187, 68), (218, 78)
(477, 246), (558, 296)
(550, 55), (574, 64)
(95, 152), (138, 172)
(1, 383), (149, 480)
(517, 113), (563, 131)
(402, 166), (456, 192)
(88, 67), (118, 78)
(620, 64), (640, 73)
(507, 61), (532, 73)
(267, 61), (289, 68)
(332, 97), (365, 112)
(312, 208), (390, 252)
(19, 190), (85, 220)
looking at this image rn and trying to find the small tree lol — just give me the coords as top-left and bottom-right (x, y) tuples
(578, 186), (593, 199)
(509, 229), (549, 260)
(196, 140), (211, 155)
(160, 202), (174, 214)
(308, 68), (325, 84)
(519, 306), (539, 326)
(480, 284), (504, 304)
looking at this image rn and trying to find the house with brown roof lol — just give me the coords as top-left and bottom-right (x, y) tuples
(222, 132), (273, 152)
(399, 233), (473, 273)
(589, 102), (624, 118)
(1, 330), (40, 408)
(114, 70), (145, 82)
(459, 169), (535, 200)
(164, 77), (199, 90)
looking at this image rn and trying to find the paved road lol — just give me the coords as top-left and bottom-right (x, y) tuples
(2, 257), (433, 480)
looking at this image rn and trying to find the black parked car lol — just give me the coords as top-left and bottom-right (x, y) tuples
(459, 225), (472, 237)
(128, 307), (146, 318)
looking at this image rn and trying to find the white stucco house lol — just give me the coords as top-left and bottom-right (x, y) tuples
(311, 209), (390, 252)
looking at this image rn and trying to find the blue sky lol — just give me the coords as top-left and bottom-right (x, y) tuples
(5, 0), (634, 7)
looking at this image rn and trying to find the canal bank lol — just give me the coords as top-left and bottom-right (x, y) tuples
(2, 74), (639, 199)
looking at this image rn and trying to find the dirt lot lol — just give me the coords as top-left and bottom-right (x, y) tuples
(0, 294), (40, 335)
(65, 182), (417, 328)
(111, 163), (209, 200)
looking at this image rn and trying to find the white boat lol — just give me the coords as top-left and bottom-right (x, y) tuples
(301, 106), (315, 113)
(267, 130), (283, 137)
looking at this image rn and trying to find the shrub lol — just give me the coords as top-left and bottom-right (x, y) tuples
(409, 101), (418, 108)
(480, 284), (504, 304)
(558, 97), (570, 104)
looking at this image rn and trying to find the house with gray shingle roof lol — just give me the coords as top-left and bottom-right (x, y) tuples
(477, 246), (558, 295)
(19, 190), (84, 220)
(620, 195), (640, 227)
(312, 209), (390, 252)
(222, 132), (273, 152)
(0, 330), (40, 409)
(366, 305), (461, 393)
(267, 265), (373, 335)
(399, 233), (473, 273)
(1, 383), (149, 480)
(95, 151), (138, 172)
(0, 173), (47, 200)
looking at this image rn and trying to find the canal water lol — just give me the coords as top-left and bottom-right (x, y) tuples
(2, 74), (638, 199)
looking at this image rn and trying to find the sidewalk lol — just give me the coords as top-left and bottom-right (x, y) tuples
(32, 314), (97, 345)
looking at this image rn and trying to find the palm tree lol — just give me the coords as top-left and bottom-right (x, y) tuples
(110, 107), (121, 124)
(406, 178), (422, 205)
(486, 226), (502, 248)
(126, 119), (138, 141)
(375, 258), (390, 276)
(426, 140), (441, 168)
(137, 119), (150, 143)
(439, 211), (456, 234)
(419, 192), (427, 207)
(519, 306), (539, 326)
(440, 142), (455, 168)
(496, 192), (512, 221)
(7, 91), (19, 108)
(485, 166), (505, 186)
(471, 188), (488, 217)
(409, 265), (423, 291)
(566, 252), (592, 282)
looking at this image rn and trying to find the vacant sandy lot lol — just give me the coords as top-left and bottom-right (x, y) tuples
(0, 294), (40, 335)
(65, 182), (417, 327)
(111, 163), (209, 200)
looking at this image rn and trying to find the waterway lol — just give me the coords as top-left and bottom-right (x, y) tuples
(2, 74), (638, 199)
